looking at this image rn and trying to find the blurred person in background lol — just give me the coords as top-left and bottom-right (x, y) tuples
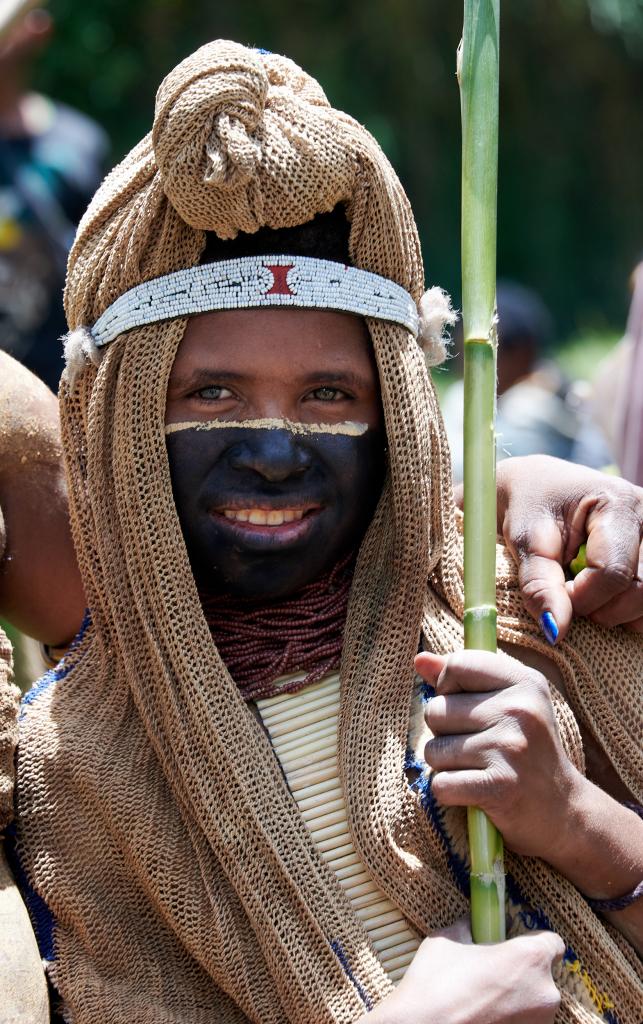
(0, 0), (108, 392)
(441, 280), (612, 482)
(592, 258), (643, 486)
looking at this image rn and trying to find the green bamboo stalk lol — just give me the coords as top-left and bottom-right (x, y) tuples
(459, 0), (506, 943)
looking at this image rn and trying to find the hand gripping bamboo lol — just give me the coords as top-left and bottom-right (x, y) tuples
(459, 0), (506, 943)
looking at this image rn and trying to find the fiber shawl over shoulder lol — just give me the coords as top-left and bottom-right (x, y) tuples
(13, 41), (643, 1023)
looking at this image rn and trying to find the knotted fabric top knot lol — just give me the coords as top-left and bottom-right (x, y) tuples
(152, 40), (330, 238)
(153, 41), (269, 234)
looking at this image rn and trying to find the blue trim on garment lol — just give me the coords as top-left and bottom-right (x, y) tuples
(409, 684), (469, 894)
(505, 875), (621, 1024)
(419, 680), (435, 702)
(20, 609), (91, 716)
(254, 47), (272, 55)
(5, 821), (57, 964)
(406, 755), (471, 897)
(408, 686), (620, 1024)
(330, 940), (373, 1011)
(505, 873), (553, 933)
(410, 783), (621, 1022)
(8, 610), (92, 965)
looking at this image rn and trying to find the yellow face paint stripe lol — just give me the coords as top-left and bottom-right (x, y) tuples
(164, 418), (368, 437)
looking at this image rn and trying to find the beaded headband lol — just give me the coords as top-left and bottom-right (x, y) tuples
(88, 255), (420, 348)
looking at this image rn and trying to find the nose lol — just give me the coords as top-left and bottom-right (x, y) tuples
(228, 430), (313, 482)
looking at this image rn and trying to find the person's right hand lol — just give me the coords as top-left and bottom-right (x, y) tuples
(361, 919), (564, 1024)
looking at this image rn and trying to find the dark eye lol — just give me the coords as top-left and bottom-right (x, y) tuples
(309, 386), (345, 402)
(195, 385), (233, 401)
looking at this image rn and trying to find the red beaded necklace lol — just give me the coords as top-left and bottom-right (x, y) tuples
(200, 553), (354, 701)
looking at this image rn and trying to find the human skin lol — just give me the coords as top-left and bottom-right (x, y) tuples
(164, 307), (568, 1021)
(0, 352), (85, 646)
(0, 7), (53, 131)
(165, 309), (385, 600)
(359, 919), (564, 1024)
(0, 316), (638, 1022)
(164, 312), (642, 947)
(490, 457), (643, 635)
(1, 350), (642, 645)
(417, 649), (643, 956)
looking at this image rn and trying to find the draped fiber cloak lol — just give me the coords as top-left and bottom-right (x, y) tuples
(7, 40), (642, 1024)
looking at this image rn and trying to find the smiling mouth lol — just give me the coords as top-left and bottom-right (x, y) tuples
(211, 505), (321, 528)
(223, 508), (305, 526)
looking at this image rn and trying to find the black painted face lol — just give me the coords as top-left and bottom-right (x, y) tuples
(166, 422), (385, 598)
(165, 307), (386, 601)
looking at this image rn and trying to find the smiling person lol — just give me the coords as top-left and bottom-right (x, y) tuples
(163, 218), (386, 615)
(1, 41), (642, 1024)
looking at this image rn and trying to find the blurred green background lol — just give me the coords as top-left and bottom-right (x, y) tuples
(32, 0), (643, 353)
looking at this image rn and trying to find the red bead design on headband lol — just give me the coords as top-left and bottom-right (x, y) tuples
(264, 263), (295, 296)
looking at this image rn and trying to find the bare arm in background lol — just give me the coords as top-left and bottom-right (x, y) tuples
(491, 456), (642, 638)
(0, 351), (85, 646)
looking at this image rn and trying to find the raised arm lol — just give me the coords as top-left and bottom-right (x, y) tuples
(0, 352), (85, 646)
(456, 455), (643, 641)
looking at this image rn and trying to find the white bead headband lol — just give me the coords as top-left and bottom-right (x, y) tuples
(88, 255), (420, 348)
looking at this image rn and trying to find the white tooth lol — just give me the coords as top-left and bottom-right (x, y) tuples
(293, 510), (304, 521)
(224, 511), (236, 519)
(235, 510), (249, 522)
(283, 510), (295, 523)
(267, 510), (284, 525)
(248, 510), (268, 525)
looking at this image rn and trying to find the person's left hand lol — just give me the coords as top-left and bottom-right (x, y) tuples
(415, 649), (584, 859)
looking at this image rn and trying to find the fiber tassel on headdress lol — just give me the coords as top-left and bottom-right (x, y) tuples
(61, 326), (102, 385)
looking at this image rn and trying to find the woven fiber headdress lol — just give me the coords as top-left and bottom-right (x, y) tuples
(14, 41), (642, 1024)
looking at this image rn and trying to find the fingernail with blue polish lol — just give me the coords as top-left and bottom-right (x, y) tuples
(540, 611), (559, 646)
